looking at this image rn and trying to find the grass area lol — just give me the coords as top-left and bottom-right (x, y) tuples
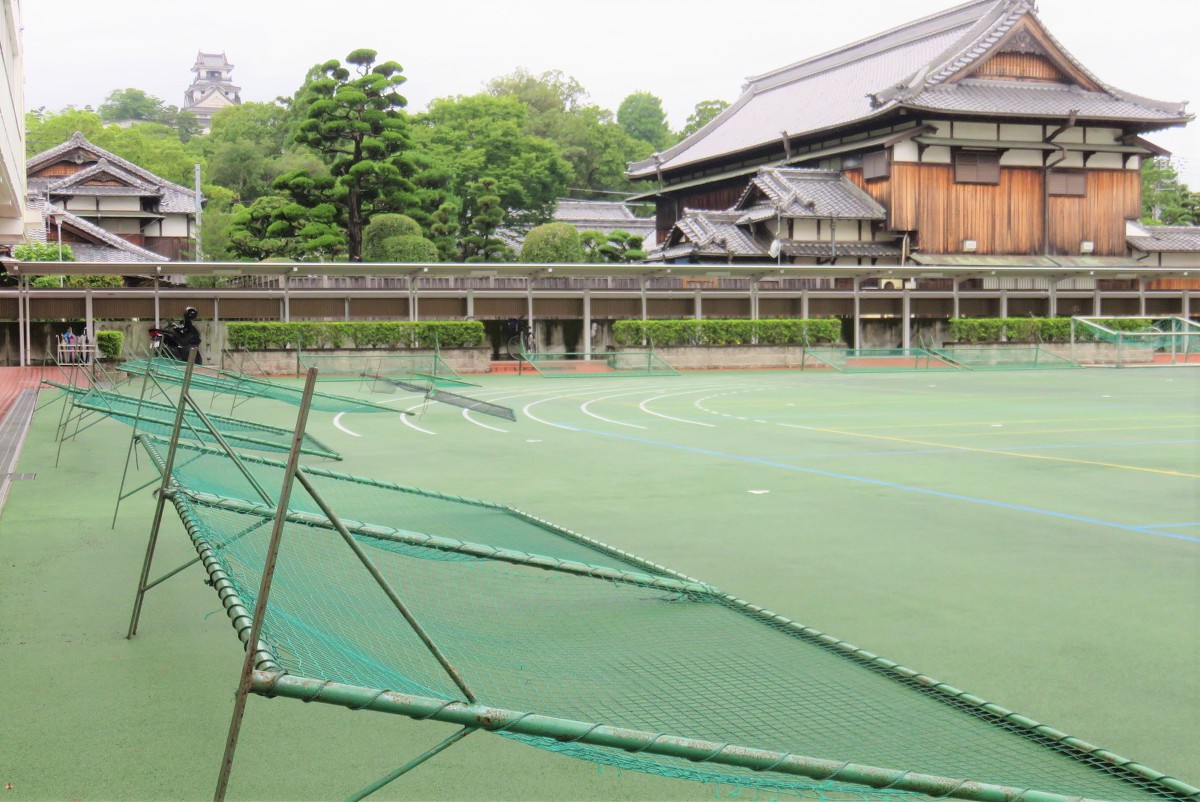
(2, 367), (1197, 801)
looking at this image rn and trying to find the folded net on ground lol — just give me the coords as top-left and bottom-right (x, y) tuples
(51, 383), (340, 459)
(119, 358), (406, 415)
(137, 433), (1198, 802)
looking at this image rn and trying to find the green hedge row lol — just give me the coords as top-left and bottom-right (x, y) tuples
(612, 319), (842, 347)
(946, 318), (1154, 343)
(226, 321), (485, 350)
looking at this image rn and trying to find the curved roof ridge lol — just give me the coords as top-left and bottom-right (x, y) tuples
(43, 203), (170, 262)
(745, 0), (1001, 91)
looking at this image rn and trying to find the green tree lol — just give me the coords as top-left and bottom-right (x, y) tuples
(228, 193), (344, 262)
(617, 92), (672, 151)
(290, 49), (415, 261)
(412, 93), (571, 239)
(98, 88), (164, 123)
(98, 89), (202, 142)
(428, 200), (460, 261)
(461, 177), (513, 263)
(198, 184), (237, 261)
(521, 222), (583, 263)
(362, 213), (421, 261)
(25, 109), (107, 155)
(678, 99), (729, 140)
(487, 70), (650, 196)
(581, 229), (647, 263)
(1141, 157), (1199, 225)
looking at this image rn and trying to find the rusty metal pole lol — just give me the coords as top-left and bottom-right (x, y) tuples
(213, 367), (319, 802)
(126, 349), (199, 639)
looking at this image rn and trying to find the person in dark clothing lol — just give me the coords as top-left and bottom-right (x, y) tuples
(172, 307), (203, 364)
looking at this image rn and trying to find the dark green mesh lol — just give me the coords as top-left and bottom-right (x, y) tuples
(54, 384), (339, 459)
(138, 434), (1196, 802)
(119, 358), (405, 414)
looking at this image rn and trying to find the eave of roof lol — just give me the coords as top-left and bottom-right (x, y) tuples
(628, 0), (1189, 182)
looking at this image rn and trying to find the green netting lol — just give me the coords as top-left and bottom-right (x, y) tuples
(524, 350), (680, 378)
(119, 358), (409, 415)
(50, 383), (340, 459)
(803, 348), (962, 373)
(931, 345), (1080, 371)
(1072, 317), (1200, 366)
(297, 349), (471, 387)
(136, 432), (1196, 802)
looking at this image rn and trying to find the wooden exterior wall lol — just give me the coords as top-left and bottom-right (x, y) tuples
(972, 53), (1065, 82)
(656, 177), (750, 243)
(1046, 169), (1141, 256)
(844, 169), (892, 217)
(882, 163), (1139, 257)
(890, 163), (1044, 254)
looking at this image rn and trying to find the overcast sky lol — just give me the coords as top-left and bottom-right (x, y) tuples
(20, 0), (1200, 186)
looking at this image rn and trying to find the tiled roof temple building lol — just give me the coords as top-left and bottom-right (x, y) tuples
(629, 0), (1196, 268)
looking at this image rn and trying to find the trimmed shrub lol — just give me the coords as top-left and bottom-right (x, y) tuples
(374, 235), (439, 264)
(611, 319), (841, 347)
(521, 222), (584, 263)
(946, 318), (1155, 343)
(363, 214), (422, 261)
(227, 321), (485, 350)
(95, 330), (124, 360)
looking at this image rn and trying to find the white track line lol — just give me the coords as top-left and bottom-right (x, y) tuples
(463, 408), (508, 433)
(638, 389), (717, 427)
(332, 412), (360, 437)
(581, 389), (661, 429)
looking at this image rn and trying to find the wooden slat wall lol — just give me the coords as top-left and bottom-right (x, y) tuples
(290, 298), (345, 320)
(972, 53), (1065, 82)
(758, 298), (800, 318)
(807, 298), (850, 317)
(94, 298), (155, 319)
(892, 163), (1045, 253)
(219, 298), (280, 320)
(350, 297), (409, 319)
(532, 298), (583, 318)
(1047, 170), (1140, 256)
(473, 297), (524, 319)
(0, 299), (17, 319)
(703, 298), (750, 317)
(647, 298), (693, 318)
(590, 298), (640, 318)
(29, 298), (85, 318)
(844, 168), (892, 213)
(417, 297), (467, 319)
(160, 298), (215, 319)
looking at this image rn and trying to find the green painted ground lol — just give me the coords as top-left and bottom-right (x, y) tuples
(1, 367), (1197, 801)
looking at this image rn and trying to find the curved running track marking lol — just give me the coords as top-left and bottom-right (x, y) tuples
(580, 387), (672, 430)
(638, 389), (717, 427)
(331, 394), (428, 438)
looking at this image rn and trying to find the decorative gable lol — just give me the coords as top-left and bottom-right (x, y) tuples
(948, 16), (1100, 90)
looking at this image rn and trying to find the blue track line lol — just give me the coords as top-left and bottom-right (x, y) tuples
(556, 423), (1200, 544)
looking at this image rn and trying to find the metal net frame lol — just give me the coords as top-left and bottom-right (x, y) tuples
(1070, 317), (1200, 367)
(522, 349), (681, 378)
(119, 358), (1199, 802)
(930, 345), (1080, 371)
(119, 356), (412, 414)
(802, 348), (963, 373)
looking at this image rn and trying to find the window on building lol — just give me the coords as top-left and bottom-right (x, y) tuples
(863, 150), (890, 180)
(1047, 170), (1087, 196)
(954, 151), (1000, 184)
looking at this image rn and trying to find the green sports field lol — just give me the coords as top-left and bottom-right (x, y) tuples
(1, 367), (1197, 801)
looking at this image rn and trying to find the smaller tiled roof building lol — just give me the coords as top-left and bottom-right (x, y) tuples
(26, 131), (198, 263)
